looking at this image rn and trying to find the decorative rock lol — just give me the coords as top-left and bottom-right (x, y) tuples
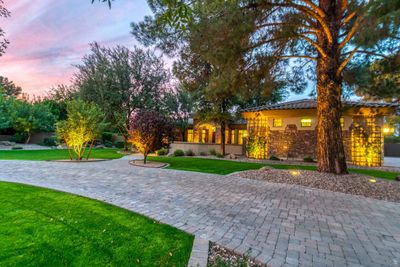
(229, 153), (237, 159)
(0, 141), (14, 146)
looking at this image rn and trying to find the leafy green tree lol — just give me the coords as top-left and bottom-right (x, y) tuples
(0, 0), (9, 57)
(0, 91), (14, 131)
(42, 84), (79, 120)
(133, 0), (400, 174)
(0, 76), (22, 97)
(12, 101), (56, 144)
(56, 100), (107, 160)
(75, 43), (170, 150)
(163, 87), (195, 141)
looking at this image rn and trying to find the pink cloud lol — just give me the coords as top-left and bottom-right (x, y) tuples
(0, 0), (151, 96)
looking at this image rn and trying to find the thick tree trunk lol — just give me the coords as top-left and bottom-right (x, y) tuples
(316, 59), (348, 174)
(316, 0), (348, 174)
(220, 121), (226, 155)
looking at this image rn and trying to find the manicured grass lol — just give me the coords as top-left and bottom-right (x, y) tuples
(148, 156), (266, 175)
(148, 156), (400, 180)
(0, 148), (124, 161)
(0, 182), (193, 267)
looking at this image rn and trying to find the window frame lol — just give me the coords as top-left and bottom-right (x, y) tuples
(272, 118), (283, 127)
(300, 118), (312, 127)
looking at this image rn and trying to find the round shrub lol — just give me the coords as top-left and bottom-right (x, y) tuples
(185, 149), (195, 156)
(115, 141), (125, 149)
(43, 136), (57, 146)
(209, 148), (217, 155)
(269, 155), (280, 161)
(173, 149), (184, 157)
(156, 148), (167, 156)
(199, 151), (208, 156)
(303, 156), (315, 162)
(216, 152), (224, 158)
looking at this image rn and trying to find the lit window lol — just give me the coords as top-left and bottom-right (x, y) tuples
(340, 117), (345, 128)
(225, 130), (229, 144)
(231, 130), (236, 144)
(273, 119), (282, 127)
(300, 118), (312, 127)
(201, 129), (207, 143)
(238, 130), (247, 145)
(187, 129), (194, 142)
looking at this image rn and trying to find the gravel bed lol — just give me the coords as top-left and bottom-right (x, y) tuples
(208, 242), (268, 267)
(233, 167), (400, 202)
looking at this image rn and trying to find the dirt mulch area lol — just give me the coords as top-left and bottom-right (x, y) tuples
(208, 242), (268, 267)
(233, 167), (400, 203)
(129, 160), (168, 168)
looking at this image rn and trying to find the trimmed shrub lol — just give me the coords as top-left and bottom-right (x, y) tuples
(104, 140), (113, 148)
(173, 149), (184, 157)
(199, 151), (208, 156)
(216, 152), (224, 158)
(269, 155), (280, 161)
(303, 156), (315, 162)
(43, 136), (57, 146)
(209, 148), (217, 155)
(9, 133), (27, 144)
(185, 149), (195, 156)
(102, 132), (113, 144)
(115, 141), (125, 149)
(156, 148), (167, 156)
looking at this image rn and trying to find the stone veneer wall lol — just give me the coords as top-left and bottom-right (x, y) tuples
(267, 124), (352, 160)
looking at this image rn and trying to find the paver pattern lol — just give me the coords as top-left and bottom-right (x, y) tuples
(1, 156), (400, 267)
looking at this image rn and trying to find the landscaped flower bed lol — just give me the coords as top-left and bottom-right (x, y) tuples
(208, 242), (268, 267)
(234, 168), (400, 202)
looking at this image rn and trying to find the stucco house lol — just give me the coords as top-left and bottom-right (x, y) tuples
(170, 99), (398, 166)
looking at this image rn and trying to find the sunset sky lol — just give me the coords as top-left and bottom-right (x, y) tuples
(0, 0), (151, 96)
(0, 0), (308, 99)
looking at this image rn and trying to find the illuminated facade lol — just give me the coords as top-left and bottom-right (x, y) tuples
(174, 99), (398, 167)
(241, 99), (398, 167)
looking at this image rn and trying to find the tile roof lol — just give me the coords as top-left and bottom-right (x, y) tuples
(242, 99), (399, 112)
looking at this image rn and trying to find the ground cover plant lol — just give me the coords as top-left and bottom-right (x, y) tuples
(0, 182), (193, 267)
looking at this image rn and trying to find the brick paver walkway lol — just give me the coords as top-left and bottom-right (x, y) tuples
(1, 156), (400, 267)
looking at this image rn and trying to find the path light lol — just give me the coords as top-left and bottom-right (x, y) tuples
(290, 170), (300, 176)
(369, 179), (376, 183)
(383, 127), (394, 135)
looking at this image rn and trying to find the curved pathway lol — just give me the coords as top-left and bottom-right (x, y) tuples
(1, 156), (400, 267)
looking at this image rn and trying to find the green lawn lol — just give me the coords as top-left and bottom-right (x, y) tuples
(0, 182), (193, 267)
(148, 156), (400, 180)
(0, 148), (124, 161)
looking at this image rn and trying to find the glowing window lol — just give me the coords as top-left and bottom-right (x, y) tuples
(300, 118), (312, 127)
(340, 117), (345, 128)
(187, 129), (194, 142)
(201, 129), (207, 143)
(273, 119), (282, 127)
(238, 130), (247, 145)
(231, 130), (236, 144)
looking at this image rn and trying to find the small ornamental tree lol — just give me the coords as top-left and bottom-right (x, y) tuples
(129, 110), (173, 164)
(56, 100), (106, 160)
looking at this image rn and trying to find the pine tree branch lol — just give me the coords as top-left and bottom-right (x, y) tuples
(302, 0), (326, 18)
(339, 13), (364, 50)
(340, 11), (356, 26)
(273, 55), (317, 60)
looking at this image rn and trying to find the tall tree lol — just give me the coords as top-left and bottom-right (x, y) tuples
(133, 0), (400, 174)
(345, 53), (400, 102)
(163, 87), (195, 141)
(0, 0), (9, 57)
(75, 43), (170, 149)
(0, 76), (22, 97)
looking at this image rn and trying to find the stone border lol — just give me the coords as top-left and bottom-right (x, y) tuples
(128, 160), (170, 169)
(188, 237), (209, 267)
(50, 159), (111, 163)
